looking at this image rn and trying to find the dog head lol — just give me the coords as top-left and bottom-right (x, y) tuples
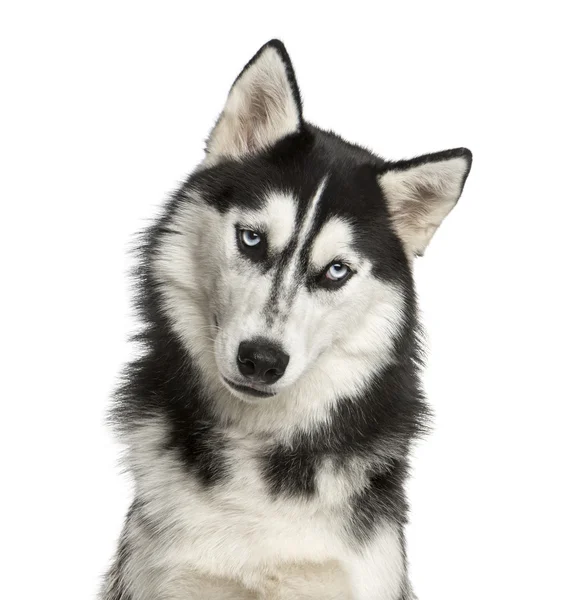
(152, 40), (471, 409)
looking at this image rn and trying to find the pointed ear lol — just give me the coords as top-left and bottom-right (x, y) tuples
(205, 40), (302, 163)
(378, 148), (472, 257)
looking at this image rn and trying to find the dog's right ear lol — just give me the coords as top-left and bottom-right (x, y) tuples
(205, 40), (303, 164)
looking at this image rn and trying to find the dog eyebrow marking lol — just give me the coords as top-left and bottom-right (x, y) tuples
(256, 192), (297, 252)
(235, 192), (296, 253)
(309, 216), (355, 270)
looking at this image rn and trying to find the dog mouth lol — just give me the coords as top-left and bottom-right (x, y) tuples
(222, 377), (277, 398)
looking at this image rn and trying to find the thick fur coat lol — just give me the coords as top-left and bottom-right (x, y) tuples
(101, 40), (472, 599)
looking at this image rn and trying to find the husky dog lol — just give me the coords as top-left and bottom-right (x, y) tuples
(101, 40), (471, 600)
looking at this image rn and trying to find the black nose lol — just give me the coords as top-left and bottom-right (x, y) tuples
(237, 340), (290, 384)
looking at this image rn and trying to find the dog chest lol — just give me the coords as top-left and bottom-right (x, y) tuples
(129, 423), (357, 572)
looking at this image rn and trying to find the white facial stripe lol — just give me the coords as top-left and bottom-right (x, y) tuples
(280, 177), (328, 292)
(310, 216), (356, 270)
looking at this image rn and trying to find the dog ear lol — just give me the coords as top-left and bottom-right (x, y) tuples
(378, 148), (472, 257)
(205, 40), (302, 163)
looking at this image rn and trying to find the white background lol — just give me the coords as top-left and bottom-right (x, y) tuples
(1, 2), (583, 599)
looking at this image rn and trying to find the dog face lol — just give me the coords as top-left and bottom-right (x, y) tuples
(153, 41), (471, 405)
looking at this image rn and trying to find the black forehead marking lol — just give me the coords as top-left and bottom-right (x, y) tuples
(190, 124), (411, 285)
(190, 125), (382, 212)
(296, 191), (330, 279)
(263, 178), (327, 323)
(264, 239), (298, 324)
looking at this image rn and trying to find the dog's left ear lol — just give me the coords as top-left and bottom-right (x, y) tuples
(378, 148), (472, 257)
(205, 40), (302, 163)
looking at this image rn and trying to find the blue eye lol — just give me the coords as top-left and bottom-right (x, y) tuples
(237, 228), (266, 263)
(326, 262), (350, 281)
(241, 229), (261, 247)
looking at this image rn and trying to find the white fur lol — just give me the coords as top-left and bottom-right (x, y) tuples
(142, 179), (410, 599)
(310, 216), (356, 270)
(102, 38), (469, 600)
(152, 185), (406, 436)
(343, 524), (406, 600)
(379, 156), (468, 256)
(116, 418), (404, 599)
(255, 192), (297, 252)
(227, 191), (298, 253)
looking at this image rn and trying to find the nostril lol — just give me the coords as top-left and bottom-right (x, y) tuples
(264, 368), (281, 383)
(237, 354), (256, 377)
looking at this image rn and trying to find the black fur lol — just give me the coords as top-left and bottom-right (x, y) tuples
(104, 38), (471, 598)
(112, 121), (430, 532)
